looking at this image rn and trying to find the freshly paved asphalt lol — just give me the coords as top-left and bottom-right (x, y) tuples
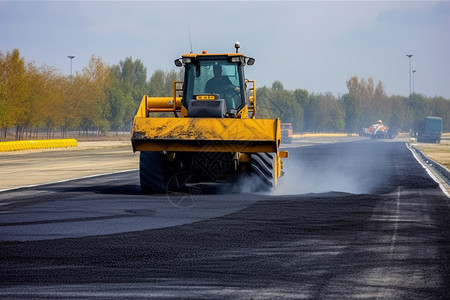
(0, 140), (449, 299)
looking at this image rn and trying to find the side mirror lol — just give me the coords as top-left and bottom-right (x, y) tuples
(246, 57), (255, 66)
(174, 59), (182, 67)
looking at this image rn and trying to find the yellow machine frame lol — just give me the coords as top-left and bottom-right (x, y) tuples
(131, 48), (288, 187)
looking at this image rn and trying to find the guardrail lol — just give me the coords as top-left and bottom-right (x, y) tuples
(411, 145), (450, 183)
(0, 139), (78, 152)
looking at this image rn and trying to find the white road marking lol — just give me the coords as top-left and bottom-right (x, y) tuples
(389, 187), (401, 260)
(0, 169), (138, 194)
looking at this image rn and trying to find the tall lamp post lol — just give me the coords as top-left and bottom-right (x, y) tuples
(67, 55), (75, 77)
(406, 54), (413, 96)
(412, 70), (416, 94)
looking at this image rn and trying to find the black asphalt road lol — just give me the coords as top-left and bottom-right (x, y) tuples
(1, 140), (449, 299)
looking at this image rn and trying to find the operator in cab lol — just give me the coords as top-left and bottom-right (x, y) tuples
(205, 64), (240, 111)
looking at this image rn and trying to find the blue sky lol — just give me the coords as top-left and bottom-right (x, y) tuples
(1, 1), (449, 98)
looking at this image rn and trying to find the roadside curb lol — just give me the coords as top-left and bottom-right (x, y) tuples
(411, 145), (450, 183)
(0, 139), (78, 152)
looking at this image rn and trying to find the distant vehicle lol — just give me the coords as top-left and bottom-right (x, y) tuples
(280, 123), (293, 143)
(366, 120), (390, 139)
(416, 116), (443, 143)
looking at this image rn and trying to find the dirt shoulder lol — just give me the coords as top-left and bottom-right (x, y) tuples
(0, 141), (138, 191)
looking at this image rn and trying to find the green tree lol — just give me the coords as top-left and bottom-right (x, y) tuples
(271, 81), (303, 131)
(292, 89), (309, 132)
(430, 96), (450, 132)
(293, 88), (312, 132)
(108, 57), (148, 130)
(255, 85), (272, 118)
(148, 70), (165, 97)
(119, 57), (148, 105)
(146, 69), (183, 118)
(340, 93), (360, 133)
(107, 80), (133, 130)
(256, 82), (303, 132)
(307, 93), (344, 132)
(148, 69), (182, 97)
(406, 93), (430, 131)
(388, 95), (412, 132)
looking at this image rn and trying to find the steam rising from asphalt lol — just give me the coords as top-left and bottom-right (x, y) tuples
(274, 146), (377, 195)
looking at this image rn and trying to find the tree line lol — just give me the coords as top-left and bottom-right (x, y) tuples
(0, 49), (182, 141)
(258, 77), (450, 134)
(1, 49), (449, 141)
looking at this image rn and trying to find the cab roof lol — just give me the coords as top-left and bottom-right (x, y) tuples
(181, 51), (245, 58)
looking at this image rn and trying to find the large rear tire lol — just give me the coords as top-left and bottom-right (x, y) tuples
(250, 153), (275, 191)
(139, 151), (168, 194)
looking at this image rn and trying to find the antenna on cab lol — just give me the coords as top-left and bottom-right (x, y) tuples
(188, 24), (193, 54)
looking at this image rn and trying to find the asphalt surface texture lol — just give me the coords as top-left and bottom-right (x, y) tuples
(0, 140), (449, 299)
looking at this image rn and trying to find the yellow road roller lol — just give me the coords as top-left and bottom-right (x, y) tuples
(131, 42), (287, 193)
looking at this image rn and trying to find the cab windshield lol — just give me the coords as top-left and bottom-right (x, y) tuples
(184, 59), (244, 113)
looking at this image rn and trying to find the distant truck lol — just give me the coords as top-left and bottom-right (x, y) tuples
(416, 116), (443, 143)
(281, 123), (293, 143)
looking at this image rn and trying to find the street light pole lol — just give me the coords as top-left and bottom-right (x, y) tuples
(67, 56), (75, 76)
(412, 70), (416, 94)
(406, 54), (413, 96)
